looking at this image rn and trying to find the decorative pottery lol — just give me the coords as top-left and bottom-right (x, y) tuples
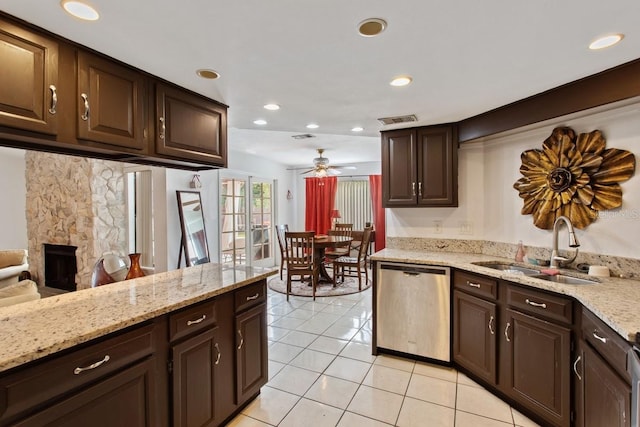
(125, 253), (146, 280)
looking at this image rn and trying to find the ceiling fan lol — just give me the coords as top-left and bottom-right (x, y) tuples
(298, 149), (356, 177)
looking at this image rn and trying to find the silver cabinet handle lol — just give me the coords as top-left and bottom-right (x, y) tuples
(467, 281), (481, 288)
(573, 355), (582, 381)
(418, 182), (422, 196)
(159, 117), (165, 139)
(592, 331), (607, 344)
(488, 315), (495, 335)
(237, 330), (244, 350)
(80, 93), (89, 121)
(525, 299), (547, 309)
(504, 322), (511, 342)
(411, 182), (416, 196)
(74, 355), (110, 375)
(186, 314), (206, 326)
(48, 85), (57, 114)
(246, 293), (260, 301)
(214, 343), (221, 365)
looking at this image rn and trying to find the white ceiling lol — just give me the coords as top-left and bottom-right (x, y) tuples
(2, 1), (639, 168)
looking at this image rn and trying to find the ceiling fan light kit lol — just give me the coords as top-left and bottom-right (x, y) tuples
(298, 149), (357, 177)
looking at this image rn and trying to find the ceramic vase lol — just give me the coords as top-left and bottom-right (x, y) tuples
(125, 253), (145, 280)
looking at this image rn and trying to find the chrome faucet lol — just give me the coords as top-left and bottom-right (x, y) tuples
(550, 216), (580, 268)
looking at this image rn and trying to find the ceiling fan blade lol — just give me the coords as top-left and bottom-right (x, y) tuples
(329, 165), (357, 170)
(299, 168), (315, 174)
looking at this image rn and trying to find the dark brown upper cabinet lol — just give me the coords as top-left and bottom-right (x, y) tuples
(381, 125), (458, 207)
(155, 84), (227, 167)
(0, 16), (59, 136)
(77, 51), (147, 152)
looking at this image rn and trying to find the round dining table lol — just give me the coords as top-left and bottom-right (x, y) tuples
(313, 235), (352, 283)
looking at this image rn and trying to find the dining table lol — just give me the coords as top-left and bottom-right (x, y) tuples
(313, 235), (352, 284)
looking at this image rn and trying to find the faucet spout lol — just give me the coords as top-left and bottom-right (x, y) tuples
(550, 216), (580, 268)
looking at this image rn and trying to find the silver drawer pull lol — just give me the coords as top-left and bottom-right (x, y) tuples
(246, 293), (260, 301)
(74, 355), (110, 375)
(467, 281), (481, 288)
(80, 93), (90, 121)
(525, 298), (547, 309)
(214, 343), (221, 365)
(592, 331), (607, 344)
(488, 315), (495, 335)
(49, 85), (57, 114)
(186, 314), (206, 326)
(504, 322), (511, 342)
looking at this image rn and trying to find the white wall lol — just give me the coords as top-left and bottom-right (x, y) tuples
(386, 99), (640, 259)
(0, 147), (27, 249)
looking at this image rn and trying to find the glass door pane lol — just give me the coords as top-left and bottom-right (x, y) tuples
(250, 180), (274, 267)
(220, 178), (247, 266)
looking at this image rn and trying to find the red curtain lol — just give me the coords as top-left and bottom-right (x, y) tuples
(305, 176), (337, 235)
(369, 175), (386, 250)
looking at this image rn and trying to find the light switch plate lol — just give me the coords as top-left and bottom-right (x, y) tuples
(459, 220), (473, 235)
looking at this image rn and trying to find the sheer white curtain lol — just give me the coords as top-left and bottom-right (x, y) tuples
(334, 180), (372, 230)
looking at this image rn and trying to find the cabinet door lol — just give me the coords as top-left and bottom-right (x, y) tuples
(453, 290), (497, 383)
(236, 303), (268, 404)
(504, 308), (571, 427)
(172, 327), (220, 427)
(381, 128), (418, 206)
(574, 341), (631, 427)
(0, 17), (58, 135)
(14, 358), (157, 427)
(155, 83), (227, 166)
(416, 126), (457, 206)
(77, 51), (147, 151)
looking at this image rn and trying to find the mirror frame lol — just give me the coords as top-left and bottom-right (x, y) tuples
(176, 190), (210, 267)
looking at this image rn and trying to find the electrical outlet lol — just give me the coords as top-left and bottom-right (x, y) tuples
(433, 220), (443, 234)
(459, 220), (473, 235)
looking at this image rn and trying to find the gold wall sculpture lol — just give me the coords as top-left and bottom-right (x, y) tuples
(513, 127), (635, 229)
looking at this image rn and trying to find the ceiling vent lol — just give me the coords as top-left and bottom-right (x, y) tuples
(291, 134), (315, 140)
(377, 114), (418, 125)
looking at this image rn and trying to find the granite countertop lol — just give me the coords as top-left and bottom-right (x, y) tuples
(372, 249), (639, 343)
(0, 263), (277, 373)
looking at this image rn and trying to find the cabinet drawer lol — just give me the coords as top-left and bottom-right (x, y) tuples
(169, 298), (217, 342)
(507, 285), (572, 324)
(0, 322), (155, 424)
(235, 281), (266, 313)
(581, 307), (631, 381)
(453, 271), (498, 300)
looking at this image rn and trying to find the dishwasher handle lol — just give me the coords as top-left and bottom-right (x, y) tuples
(379, 263), (448, 276)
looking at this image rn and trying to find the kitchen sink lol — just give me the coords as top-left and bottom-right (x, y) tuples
(530, 274), (598, 285)
(472, 262), (540, 275)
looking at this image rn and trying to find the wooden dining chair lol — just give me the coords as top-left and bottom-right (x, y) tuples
(275, 224), (288, 279)
(284, 231), (319, 300)
(332, 227), (373, 290)
(324, 223), (353, 264)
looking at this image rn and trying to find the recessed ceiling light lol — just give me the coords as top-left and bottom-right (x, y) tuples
(253, 119), (267, 125)
(264, 104), (280, 111)
(351, 127), (364, 132)
(589, 34), (624, 50)
(390, 75), (413, 87)
(306, 123), (319, 129)
(358, 18), (387, 37)
(60, 1), (99, 21)
(196, 69), (220, 79)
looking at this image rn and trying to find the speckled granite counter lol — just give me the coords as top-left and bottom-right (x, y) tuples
(0, 263), (277, 373)
(371, 249), (640, 342)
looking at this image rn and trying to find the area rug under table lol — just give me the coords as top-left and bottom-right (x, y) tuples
(268, 271), (371, 297)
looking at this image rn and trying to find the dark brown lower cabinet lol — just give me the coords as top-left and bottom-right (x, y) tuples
(452, 290), (497, 384)
(236, 303), (268, 404)
(14, 357), (157, 427)
(574, 341), (631, 427)
(503, 308), (571, 427)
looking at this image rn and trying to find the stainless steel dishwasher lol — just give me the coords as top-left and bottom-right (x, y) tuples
(376, 262), (450, 362)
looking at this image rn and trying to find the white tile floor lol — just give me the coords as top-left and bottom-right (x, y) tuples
(227, 286), (542, 427)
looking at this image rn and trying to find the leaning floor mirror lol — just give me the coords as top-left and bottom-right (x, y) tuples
(176, 191), (210, 267)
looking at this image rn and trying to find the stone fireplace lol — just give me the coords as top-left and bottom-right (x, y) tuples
(25, 152), (127, 290)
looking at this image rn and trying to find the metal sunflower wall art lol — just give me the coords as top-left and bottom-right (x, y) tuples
(513, 127), (636, 229)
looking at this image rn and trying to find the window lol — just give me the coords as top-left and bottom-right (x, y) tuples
(220, 178), (247, 266)
(250, 180), (273, 266)
(126, 170), (154, 269)
(334, 180), (372, 229)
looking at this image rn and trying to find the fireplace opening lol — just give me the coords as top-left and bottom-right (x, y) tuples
(44, 244), (78, 292)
